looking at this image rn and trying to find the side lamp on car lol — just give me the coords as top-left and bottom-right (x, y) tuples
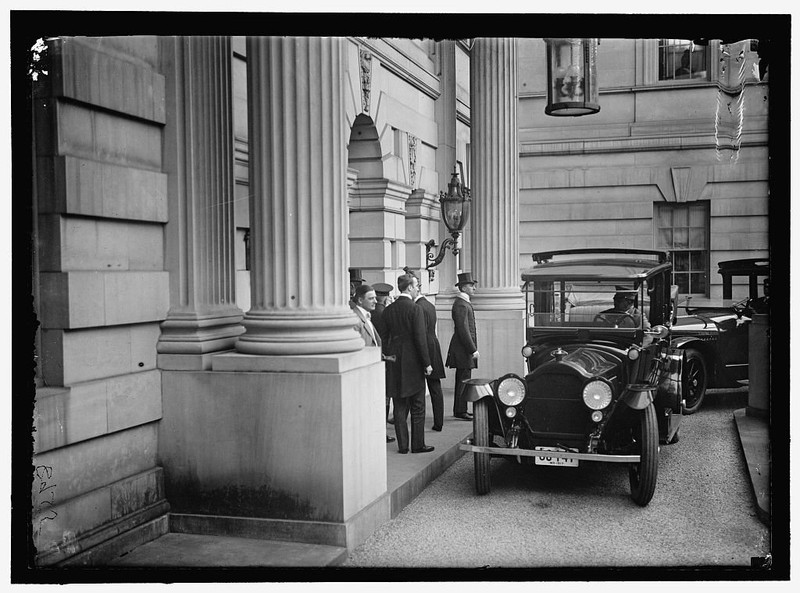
(521, 345), (534, 358)
(644, 325), (669, 339)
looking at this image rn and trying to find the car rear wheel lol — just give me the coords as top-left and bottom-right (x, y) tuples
(473, 398), (491, 495)
(682, 348), (707, 415)
(629, 403), (659, 506)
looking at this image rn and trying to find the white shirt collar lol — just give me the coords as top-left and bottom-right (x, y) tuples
(455, 291), (471, 303)
(397, 293), (413, 300)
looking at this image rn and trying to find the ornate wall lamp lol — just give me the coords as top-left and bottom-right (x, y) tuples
(544, 38), (600, 116)
(425, 164), (471, 282)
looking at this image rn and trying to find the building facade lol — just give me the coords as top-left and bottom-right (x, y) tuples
(27, 35), (769, 566)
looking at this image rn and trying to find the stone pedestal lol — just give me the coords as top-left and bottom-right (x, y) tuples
(161, 348), (389, 550)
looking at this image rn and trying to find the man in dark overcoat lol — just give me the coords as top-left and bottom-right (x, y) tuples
(379, 273), (434, 454)
(416, 288), (446, 431)
(446, 272), (479, 420)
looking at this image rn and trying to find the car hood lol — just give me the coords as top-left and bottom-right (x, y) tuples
(532, 345), (623, 381)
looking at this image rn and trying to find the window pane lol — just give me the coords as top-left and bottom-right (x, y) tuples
(690, 250), (705, 270)
(675, 272), (689, 294)
(672, 206), (688, 227)
(657, 228), (672, 248)
(673, 251), (689, 271)
(689, 204), (707, 227)
(691, 272), (707, 294)
(673, 228), (688, 249)
(655, 205), (672, 228)
(689, 228), (706, 249)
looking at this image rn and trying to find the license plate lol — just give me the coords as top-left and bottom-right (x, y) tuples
(534, 446), (579, 467)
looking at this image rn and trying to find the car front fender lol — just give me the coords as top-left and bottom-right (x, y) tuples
(619, 385), (655, 410)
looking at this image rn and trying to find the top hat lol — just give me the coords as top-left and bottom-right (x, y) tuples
(455, 272), (478, 287)
(373, 282), (394, 296)
(349, 268), (364, 284)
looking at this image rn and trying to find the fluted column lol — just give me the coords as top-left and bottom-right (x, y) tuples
(468, 38), (525, 379)
(158, 36), (244, 370)
(237, 36), (363, 355)
(470, 37), (525, 309)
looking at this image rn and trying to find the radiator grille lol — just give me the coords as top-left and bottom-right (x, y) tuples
(526, 373), (587, 434)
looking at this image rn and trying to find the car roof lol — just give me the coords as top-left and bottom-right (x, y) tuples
(522, 250), (672, 283)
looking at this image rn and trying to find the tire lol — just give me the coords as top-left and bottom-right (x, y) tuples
(682, 348), (708, 415)
(473, 398), (491, 495)
(629, 403), (659, 506)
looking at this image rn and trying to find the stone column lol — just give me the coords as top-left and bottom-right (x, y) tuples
(158, 36), (245, 371)
(175, 37), (387, 550)
(235, 36), (363, 355)
(469, 38), (526, 379)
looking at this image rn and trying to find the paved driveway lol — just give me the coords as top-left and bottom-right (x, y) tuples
(343, 390), (770, 569)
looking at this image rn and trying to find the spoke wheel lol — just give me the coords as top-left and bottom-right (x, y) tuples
(473, 398), (491, 495)
(629, 403), (659, 506)
(682, 348), (707, 415)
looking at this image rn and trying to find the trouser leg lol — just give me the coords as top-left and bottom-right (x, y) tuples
(393, 395), (410, 451)
(453, 367), (472, 415)
(409, 389), (427, 451)
(427, 377), (444, 428)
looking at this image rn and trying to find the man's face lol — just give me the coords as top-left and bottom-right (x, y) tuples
(358, 290), (377, 312)
(409, 277), (420, 298)
(461, 283), (476, 296)
(614, 295), (634, 312)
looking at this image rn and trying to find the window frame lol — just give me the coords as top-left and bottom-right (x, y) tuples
(653, 200), (711, 298)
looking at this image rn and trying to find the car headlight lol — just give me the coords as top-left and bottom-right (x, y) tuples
(497, 375), (526, 406)
(582, 380), (612, 410)
(521, 345), (534, 358)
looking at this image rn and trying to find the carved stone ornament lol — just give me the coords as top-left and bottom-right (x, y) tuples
(408, 134), (418, 188)
(359, 49), (372, 114)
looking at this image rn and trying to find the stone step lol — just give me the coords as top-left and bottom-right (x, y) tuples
(110, 532), (347, 567)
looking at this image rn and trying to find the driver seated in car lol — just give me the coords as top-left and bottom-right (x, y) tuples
(599, 287), (651, 329)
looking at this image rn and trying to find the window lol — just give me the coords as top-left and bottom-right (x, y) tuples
(654, 201), (710, 296)
(658, 39), (708, 81)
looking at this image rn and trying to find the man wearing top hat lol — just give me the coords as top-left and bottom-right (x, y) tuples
(599, 285), (650, 329)
(446, 272), (479, 421)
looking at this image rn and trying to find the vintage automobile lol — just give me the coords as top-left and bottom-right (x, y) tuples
(458, 248), (686, 506)
(670, 258), (769, 414)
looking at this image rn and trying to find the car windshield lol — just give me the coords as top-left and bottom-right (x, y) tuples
(526, 279), (650, 329)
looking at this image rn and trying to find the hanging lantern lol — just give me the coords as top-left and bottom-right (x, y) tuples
(544, 38), (600, 116)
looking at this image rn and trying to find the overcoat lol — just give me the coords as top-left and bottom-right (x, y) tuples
(446, 296), (478, 370)
(352, 306), (381, 348)
(416, 296), (446, 379)
(379, 295), (431, 399)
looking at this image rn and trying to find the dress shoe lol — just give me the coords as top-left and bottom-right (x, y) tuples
(386, 435), (396, 443)
(411, 445), (435, 453)
(431, 425), (443, 432)
(398, 449), (409, 454)
(454, 413), (473, 421)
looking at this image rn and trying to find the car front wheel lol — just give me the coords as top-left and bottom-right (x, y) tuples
(473, 398), (491, 495)
(629, 403), (659, 506)
(682, 348), (707, 414)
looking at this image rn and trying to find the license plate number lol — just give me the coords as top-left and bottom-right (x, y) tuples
(534, 447), (579, 467)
